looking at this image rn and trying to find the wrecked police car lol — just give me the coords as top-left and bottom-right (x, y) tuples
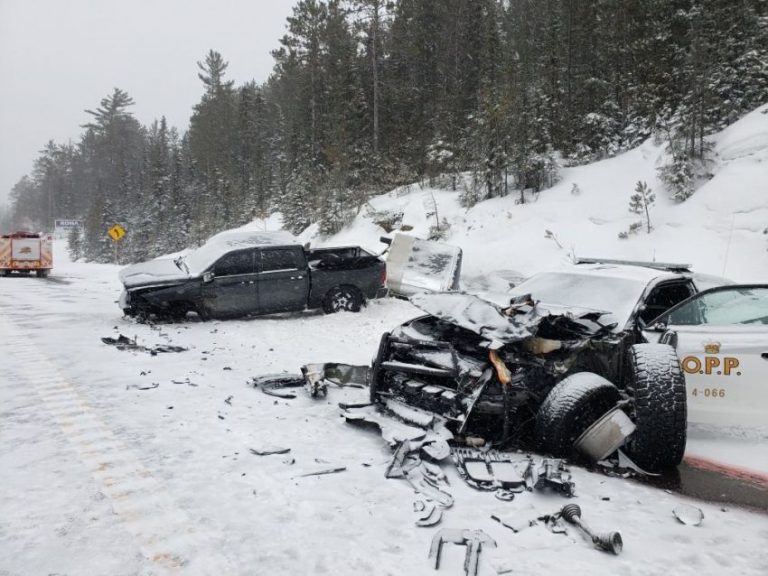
(119, 230), (387, 320)
(370, 261), (729, 471)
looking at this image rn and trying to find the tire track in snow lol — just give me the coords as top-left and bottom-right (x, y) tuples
(3, 320), (233, 575)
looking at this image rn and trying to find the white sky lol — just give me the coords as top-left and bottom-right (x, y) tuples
(0, 0), (296, 205)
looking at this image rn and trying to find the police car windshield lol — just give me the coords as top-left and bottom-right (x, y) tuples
(508, 272), (647, 330)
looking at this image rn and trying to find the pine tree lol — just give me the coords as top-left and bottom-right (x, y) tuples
(628, 180), (655, 233)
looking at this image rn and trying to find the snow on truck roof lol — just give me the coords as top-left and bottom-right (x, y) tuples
(183, 230), (297, 275)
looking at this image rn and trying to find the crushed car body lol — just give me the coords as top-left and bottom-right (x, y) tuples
(369, 260), (729, 471)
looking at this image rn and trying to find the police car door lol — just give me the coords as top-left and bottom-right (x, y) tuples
(657, 285), (768, 428)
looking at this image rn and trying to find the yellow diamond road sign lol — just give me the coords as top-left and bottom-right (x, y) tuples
(108, 224), (126, 241)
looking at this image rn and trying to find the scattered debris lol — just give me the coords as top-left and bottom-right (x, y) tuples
(452, 448), (529, 492)
(428, 529), (496, 576)
(532, 459), (575, 496)
(253, 373), (306, 399)
(250, 447), (291, 456)
(126, 382), (159, 391)
(673, 504), (705, 526)
(414, 501), (443, 527)
(171, 378), (198, 387)
(102, 334), (187, 354)
(491, 513), (536, 533)
(560, 504), (623, 555)
(224, 395), (233, 405)
(298, 467), (347, 478)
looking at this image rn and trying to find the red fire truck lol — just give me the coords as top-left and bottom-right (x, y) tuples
(0, 231), (53, 277)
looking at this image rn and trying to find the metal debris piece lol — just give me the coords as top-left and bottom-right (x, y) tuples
(103, 334), (187, 354)
(253, 374), (306, 399)
(416, 479), (454, 508)
(415, 502), (443, 527)
(452, 448), (529, 491)
(298, 467), (347, 478)
(385, 440), (413, 479)
(126, 382), (159, 391)
(491, 513), (536, 533)
(532, 459), (575, 497)
(561, 504), (623, 555)
(428, 529), (496, 576)
(673, 504), (704, 526)
(421, 439), (451, 461)
(249, 447), (291, 456)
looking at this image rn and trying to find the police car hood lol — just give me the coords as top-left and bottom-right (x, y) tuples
(119, 258), (190, 288)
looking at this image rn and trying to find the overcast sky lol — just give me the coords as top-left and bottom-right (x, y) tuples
(0, 0), (296, 205)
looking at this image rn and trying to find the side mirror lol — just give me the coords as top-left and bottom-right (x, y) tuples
(203, 271), (214, 283)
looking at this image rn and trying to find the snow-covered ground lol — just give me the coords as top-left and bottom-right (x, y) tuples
(3, 106), (768, 575)
(1, 245), (767, 576)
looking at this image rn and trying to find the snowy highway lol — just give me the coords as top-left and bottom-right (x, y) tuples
(1, 249), (767, 576)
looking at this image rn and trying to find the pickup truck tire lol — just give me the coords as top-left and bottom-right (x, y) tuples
(535, 372), (620, 457)
(323, 286), (362, 314)
(623, 344), (687, 471)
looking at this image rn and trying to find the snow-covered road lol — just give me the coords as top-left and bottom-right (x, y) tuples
(1, 249), (767, 575)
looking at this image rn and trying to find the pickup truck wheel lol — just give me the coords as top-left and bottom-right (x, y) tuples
(623, 344), (687, 471)
(323, 286), (362, 314)
(535, 372), (620, 457)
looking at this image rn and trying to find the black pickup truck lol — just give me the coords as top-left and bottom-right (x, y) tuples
(118, 231), (387, 320)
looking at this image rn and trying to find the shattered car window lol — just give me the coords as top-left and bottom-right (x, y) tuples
(507, 272), (647, 330)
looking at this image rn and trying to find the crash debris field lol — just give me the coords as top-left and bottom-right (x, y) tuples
(2, 105), (768, 575)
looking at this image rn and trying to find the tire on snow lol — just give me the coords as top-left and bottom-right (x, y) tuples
(623, 343), (687, 471)
(535, 372), (620, 457)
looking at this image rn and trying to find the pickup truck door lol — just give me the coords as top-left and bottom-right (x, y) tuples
(256, 247), (309, 313)
(203, 248), (258, 317)
(655, 285), (768, 428)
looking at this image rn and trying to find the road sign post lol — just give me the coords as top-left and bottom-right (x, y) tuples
(107, 224), (126, 264)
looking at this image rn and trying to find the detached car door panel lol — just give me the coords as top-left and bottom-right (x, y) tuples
(203, 249), (258, 317)
(257, 248), (309, 313)
(655, 285), (768, 428)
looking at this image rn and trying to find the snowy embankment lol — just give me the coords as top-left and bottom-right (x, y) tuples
(294, 103), (768, 285)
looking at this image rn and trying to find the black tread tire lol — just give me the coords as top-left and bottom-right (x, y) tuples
(323, 285), (362, 314)
(535, 372), (620, 457)
(369, 331), (391, 403)
(623, 344), (687, 471)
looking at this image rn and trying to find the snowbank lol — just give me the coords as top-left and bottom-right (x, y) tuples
(298, 104), (768, 283)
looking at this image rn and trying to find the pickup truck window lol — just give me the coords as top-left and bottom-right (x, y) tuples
(214, 250), (254, 276)
(262, 249), (298, 272)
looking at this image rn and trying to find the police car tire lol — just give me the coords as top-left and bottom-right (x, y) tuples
(535, 372), (620, 457)
(624, 344), (687, 471)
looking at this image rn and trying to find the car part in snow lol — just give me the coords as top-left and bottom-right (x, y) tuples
(249, 447), (291, 456)
(535, 373), (621, 458)
(102, 334), (187, 354)
(385, 439), (418, 478)
(491, 513), (536, 533)
(414, 501), (443, 527)
(384, 233), (462, 297)
(560, 503), (623, 555)
(451, 448), (529, 492)
(253, 373), (306, 399)
(574, 406), (636, 461)
(673, 504), (704, 526)
(622, 344), (687, 471)
(297, 467), (347, 478)
(532, 459), (575, 497)
(428, 529), (496, 576)
(300, 363), (329, 398)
